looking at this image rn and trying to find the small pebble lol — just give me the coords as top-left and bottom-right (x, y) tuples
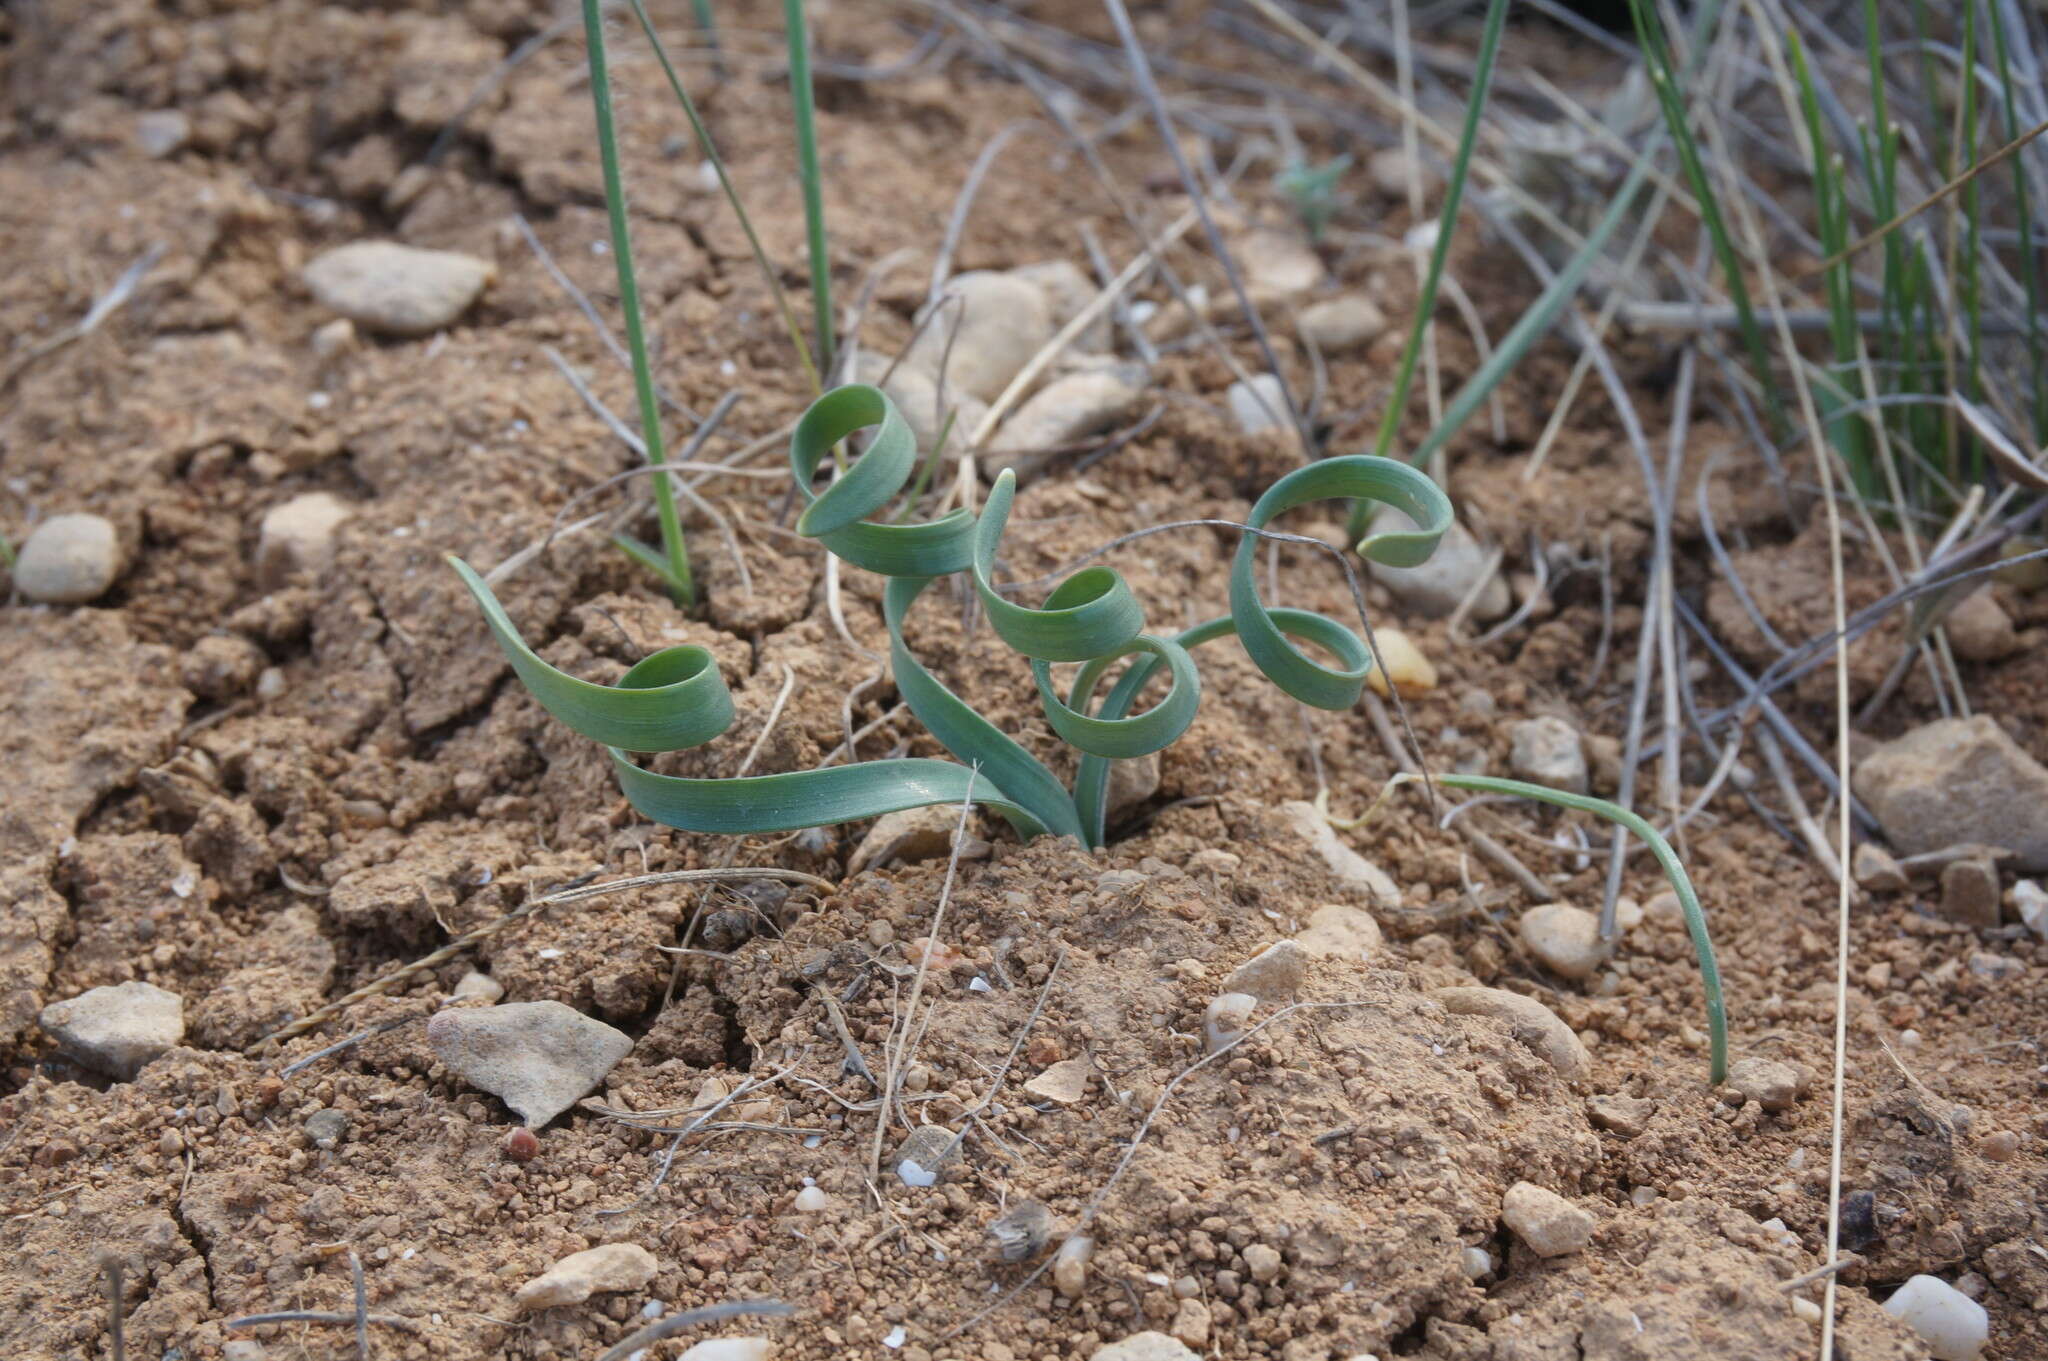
(135, 109), (191, 158)
(1368, 515), (1509, 621)
(38, 981), (184, 1080)
(1587, 1094), (1656, 1139)
(1242, 1244), (1284, 1284)
(1979, 1130), (2020, 1162)
(847, 806), (963, 875)
(301, 240), (494, 336)
(1203, 994), (1257, 1055)
(1240, 229), (1323, 294)
(1297, 294), (1386, 354)
(1460, 1247), (1493, 1279)
(1295, 904), (1382, 964)
(1501, 1181), (1595, 1257)
(1227, 374), (1290, 436)
(451, 970), (505, 1004)
(1726, 1056), (1805, 1113)
(1509, 716), (1590, 794)
(1054, 1235), (1094, 1298)
(1792, 1297), (1822, 1324)
(1278, 801), (1400, 903)
(13, 513), (124, 604)
(793, 1185), (832, 1212)
(902, 271), (1055, 403)
(1433, 987), (1590, 1083)
(1369, 145), (1441, 197)
(1940, 859), (2003, 929)
(2010, 880), (2048, 941)
(256, 492), (352, 590)
(1362, 628), (1436, 698)
(514, 1243), (659, 1312)
(427, 1001), (633, 1128)
(1518, 904), (1607, 980)
(1023, 1059), (1091, 1105)
(502, 1127), (539, 1163)
(1221, 940), (1306, 1003)
(1853, 842), (1909, 893)
(1882, 1274), (1989, 1360)
(983, 366), (1147, 480)
(302, 1108), (349, 1149)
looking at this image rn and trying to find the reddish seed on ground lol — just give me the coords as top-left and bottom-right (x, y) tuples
(503, 1126), (539, 1162)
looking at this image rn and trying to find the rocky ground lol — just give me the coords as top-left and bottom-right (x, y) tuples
(2, 2), (2044, 1359)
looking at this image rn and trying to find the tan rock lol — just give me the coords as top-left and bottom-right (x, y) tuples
(1432, 986), (1591, 1082)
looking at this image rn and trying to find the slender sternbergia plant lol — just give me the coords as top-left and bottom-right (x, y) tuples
(448, 384), (1731, 1082)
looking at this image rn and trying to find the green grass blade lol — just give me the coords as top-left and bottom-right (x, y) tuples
(1437, 773), (1728, 1085)
(1371, 0), (1510, 462)
(1987, 0), (2047, 442)
(627, 0), (821, 394)
(1625, 0), (1784, 436)
(784, 0), (835, 375)
(580, 0), (693, 606)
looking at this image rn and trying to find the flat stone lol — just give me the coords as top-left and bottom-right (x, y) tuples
(39, 981), (184, 1080)
(1432, 986), (1591, 1083)
(1588, 1093), (1655, 1138)
(1501, 1181), (1594, 1257)
(302, 240), (494, 336)
(1940, 859), (2003, 929)
(1227, 373), (1290, 435)
(1278, 800), (1400, 905)
(1221, 939), (1307, 1003)
(1368, 515), (1510, 621)
(848, 806), (964, 875)
(256, 492), (352, 590)
(1853, 842), (1909, 893)
(451, 970), (505, 1004)
(1882, 1274), (1989, 1361)
(1942, 590), (2018, 662)
(1297, 294), (1386, 353)
(1240, 229), (1324, 294)
(1726, 1056), (1803, 1112)
(1363, 627), (1436, 698)
(983, 366), (1147, 479)
(1854, 717), (2048, 870)
(1091, 1332), (1201, 1361)
(513, 1242), (658, 1312)
(1023, 1058), (1091, 1104)
(427, 1001), (633, 1127)
(1008, 259), (1109, 352)
(904, 271), (1056, 403)
(1295, 904), (1383, 964)
(1519, 904), (1607, 980)
(1104, 752), (1161, 822)
(14, 513), (124, 604)
(303, 1108), (350, 1149)
(1510, 716), (1589, 794)
(135, 110), (191, 158)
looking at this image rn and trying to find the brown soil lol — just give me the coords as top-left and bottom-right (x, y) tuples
(2, 3), (2043, 1360)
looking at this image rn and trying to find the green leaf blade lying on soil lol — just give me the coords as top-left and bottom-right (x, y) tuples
(1438, 773), (1730, 1086)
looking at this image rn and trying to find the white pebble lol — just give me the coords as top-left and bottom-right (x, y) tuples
(14, 513), (124, 604)
(1882, 1275), (1988, 1361)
